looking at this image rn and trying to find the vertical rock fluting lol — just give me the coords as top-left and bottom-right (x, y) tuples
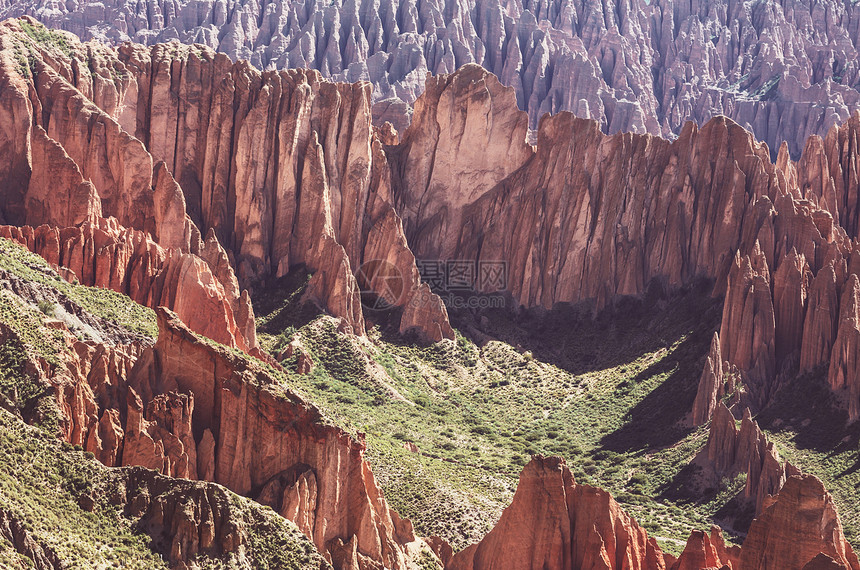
(384, 63), (860, 420)
(50, 308), (427, 569)
(449, 457), (856, 570)
(718, 245), (776, 409)
(702, 402), (800, 516)
(0, 18), (452, 343)
(100, 38), (452, 341)
(691, 332), (726, 426)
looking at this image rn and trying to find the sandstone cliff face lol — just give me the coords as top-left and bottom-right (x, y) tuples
(0, 18), (452, 342)
(739, 475), (860, 570)
(702, 402), (800, 516)
(447, 456), (667, 570)
(49, 307), (427, 569)
(394, 71), (783, 311)
(6, 0), (860, 160)
(383, 62), (860, 421)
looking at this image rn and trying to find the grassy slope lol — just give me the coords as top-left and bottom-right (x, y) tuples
(0, 410), (168, 569)
(257, 275), (770, 554)
(0, 409), (329, 569)
(0, 238), (157, 338)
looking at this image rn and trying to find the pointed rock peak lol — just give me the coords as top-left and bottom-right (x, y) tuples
(692, 334), (724, 426)
(750, 240), (770, 280)
(741, 475), (860, 570)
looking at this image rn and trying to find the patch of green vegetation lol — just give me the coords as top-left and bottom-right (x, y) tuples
(0, 237), (157, 338)
(0, 291), (65, 432)
(259, 273), (730, 553)
(19, 19), (73, 58)
(0, 408), (329, 569)
(0, 409), (167, 568)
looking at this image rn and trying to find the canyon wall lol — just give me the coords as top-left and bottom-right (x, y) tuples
(390, 62), (860, 421)
(50, 306), (427, 569)
(4, 0), (860, 159)
(450, 456), (859, 570)
(0, 17), (452, 342)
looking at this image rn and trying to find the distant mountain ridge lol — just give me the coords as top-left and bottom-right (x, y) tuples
(1, 0), (859, 156)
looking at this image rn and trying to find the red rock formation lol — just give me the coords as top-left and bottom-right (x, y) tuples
(670, 528), (734, 570)
(702, 403), (800, 515)
(450, 458), (857, 570)
(829, 275), (860, 419)
(718, 245), (776, 409)
(692, 333), (725, 426)
(447, 456), (667, 570)
(800, 264), (840, 372)
(122, 388), (196, 479)
(389, 64), (534, 261)
(0, 507), (61, 570)
(0, 18), (453, 343)
(49, 305), (427, 568)
(0, 220), (257, 351)
(773, 249), (810, 362)
(739, 475), (860, 570)
(125, 307), (425, 567)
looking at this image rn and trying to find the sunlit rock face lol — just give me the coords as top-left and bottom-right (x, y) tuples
(4, 0), (860, 157)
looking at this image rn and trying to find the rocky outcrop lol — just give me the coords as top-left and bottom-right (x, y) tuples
(0, 220), (258, 351)
(7, 0), (860, 160)
(701, 402), (800, 516)
(50, 305), (428, 569)
(692, 333), (728, 426)
(447, 456), (667, 570)
(109, 466), (332, 569)
(718, 245), (776, 409)
(739, 475), (860, 570)
(0, 507), (62, 570)
(0, 18), (452, 343)
(670, 527), (739, 570)
(131, 308), (426, 567)
(450, 457), (856, 570)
